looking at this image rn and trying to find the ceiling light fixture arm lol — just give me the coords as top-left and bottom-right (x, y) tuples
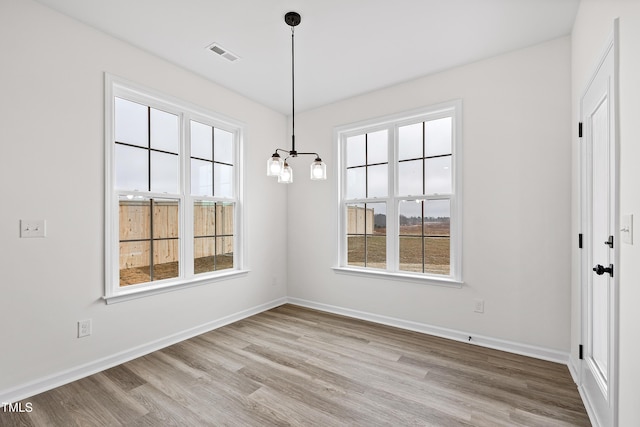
(272, 148), (321, 159)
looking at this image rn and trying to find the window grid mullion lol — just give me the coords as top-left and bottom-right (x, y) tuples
(398, 153), (450, 163)
(211, 126), (216, 198)
(149, 199), (155, 281)
(147, 108), (153, 280)
(147, 106), (152, 192)
(339, 103), (459, 281)
(421, 123), (425, 273)
(365, 133), (369, 199)
(364, 134), (368, 266)
(109, 81), (242, 296)
(422, 122), (426, 196)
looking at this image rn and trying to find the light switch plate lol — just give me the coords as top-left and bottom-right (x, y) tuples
(20, 220), (46, 238)
(621, 214), (633, 245)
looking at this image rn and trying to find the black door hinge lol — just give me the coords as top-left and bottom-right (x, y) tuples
(578, 122), (583, 138)
(579, 233), (583, 249)
(579, 344), (583, 360)
(605, 235), (614, 248)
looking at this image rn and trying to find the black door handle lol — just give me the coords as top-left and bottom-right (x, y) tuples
(593, 264), (614, 277)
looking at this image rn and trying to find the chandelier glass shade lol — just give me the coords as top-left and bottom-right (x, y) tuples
(266, 11), (327, 183)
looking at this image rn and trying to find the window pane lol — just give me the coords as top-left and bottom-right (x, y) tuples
(115, 97), (148, 148)
(214, 128), (234, 164)
(115, 144), (148, 191)
(191, 159), (212, 196)
(425, 156), (451, 195)
(367, 130), (388, 164)
(398, 159), (423, 196)
(339, 106), (457, 278)
(214, 163), (233, 198)
(346, 134), (365, 167)
(347, 235), (365, 267)
(215, 236), (234, 271)
(399, 200), (423, 236)
(367, 236), (386, 269)
(366, 202), (386, 268)
(194, 236), (215, 274)
(367, 164), (388, 198)
(346, 167), (366, 199)
(152, 199), (179, 239)
(150, 108), (179, 153)
(119, 241), (150, 286)
(424, 200), (450, 275)
(119, 199), (150, 240)
(425, 117), (452, 157)
(399, 122), (422, 160)
(151, 152), (179, 194)
(399, 236), (423, 273)
(194, 201), (216, 237)
(191, 121), (213, 160)
(424, 199), (450, 235)
(425, 237), (450, 275)
(367, 202), (386, 233)
(399, 200), (423, 272)
(347, 203), (366, 234)
(194, 203), (234, 275)
(346, 203), (385, 268)
(216, 203), (234, 235)
(152, 238), (179, 280)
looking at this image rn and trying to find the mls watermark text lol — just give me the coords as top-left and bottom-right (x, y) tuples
(2, 402), (33, 413)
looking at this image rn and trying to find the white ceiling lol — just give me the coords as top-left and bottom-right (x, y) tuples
(35, 0), (579, 115)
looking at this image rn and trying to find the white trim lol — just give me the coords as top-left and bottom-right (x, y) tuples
(579, 385), (603, 427)
(332, 266), (463, 288)
(105, 73), (245, 129)
(333, 100), (464, 135)
(568, 354), (581, 385)
(104, 73), (246, 300)
(286, 297), (569, 364)
(103, 269), (250, 304)
(1, 296), (574, 404)
(0, 297), (286, 404)
(334, 100), (463, 283)
(578, 20), (619, 427)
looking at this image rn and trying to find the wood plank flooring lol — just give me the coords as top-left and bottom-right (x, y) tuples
(1, 304), (590, 426)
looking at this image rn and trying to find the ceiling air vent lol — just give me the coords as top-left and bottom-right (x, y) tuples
(206, 43), (240, 62)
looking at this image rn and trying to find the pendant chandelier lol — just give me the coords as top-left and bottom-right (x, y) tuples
(267, 11), (327, 184)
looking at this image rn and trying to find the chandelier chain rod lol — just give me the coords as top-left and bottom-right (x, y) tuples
(291, 25), (296, 154)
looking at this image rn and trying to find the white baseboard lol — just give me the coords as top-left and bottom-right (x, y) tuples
(0, 297), (287, 404)
(287, 297), (570, 365)
(2, 296), (572, 404)
(576, 384), (600, 427)
(568, 354), (581, 385)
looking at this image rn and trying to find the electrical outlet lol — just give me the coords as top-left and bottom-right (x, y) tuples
(474, 299), (485, 313)
(78, 319), (92, 338)
(20, 219), (46, 238)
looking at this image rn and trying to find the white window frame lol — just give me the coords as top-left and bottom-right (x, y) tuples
(334, 100), (463, 287)
(104, 74), (247, 304)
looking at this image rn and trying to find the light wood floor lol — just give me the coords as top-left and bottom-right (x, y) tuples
(2, 304), (590, 426)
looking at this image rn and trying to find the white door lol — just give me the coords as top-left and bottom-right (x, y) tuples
(580, 24), (618, 427)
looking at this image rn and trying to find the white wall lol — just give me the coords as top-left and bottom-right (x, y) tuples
(571, 1), (640, 425)
(0, 0), (288, 397)
(287, 37), (572, 352)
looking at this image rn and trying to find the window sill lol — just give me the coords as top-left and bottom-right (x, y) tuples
(103, 269), (250, 304)
(332, 267), (463, 288)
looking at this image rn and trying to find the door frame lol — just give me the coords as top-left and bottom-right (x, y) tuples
(579, 19), (619, 427)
